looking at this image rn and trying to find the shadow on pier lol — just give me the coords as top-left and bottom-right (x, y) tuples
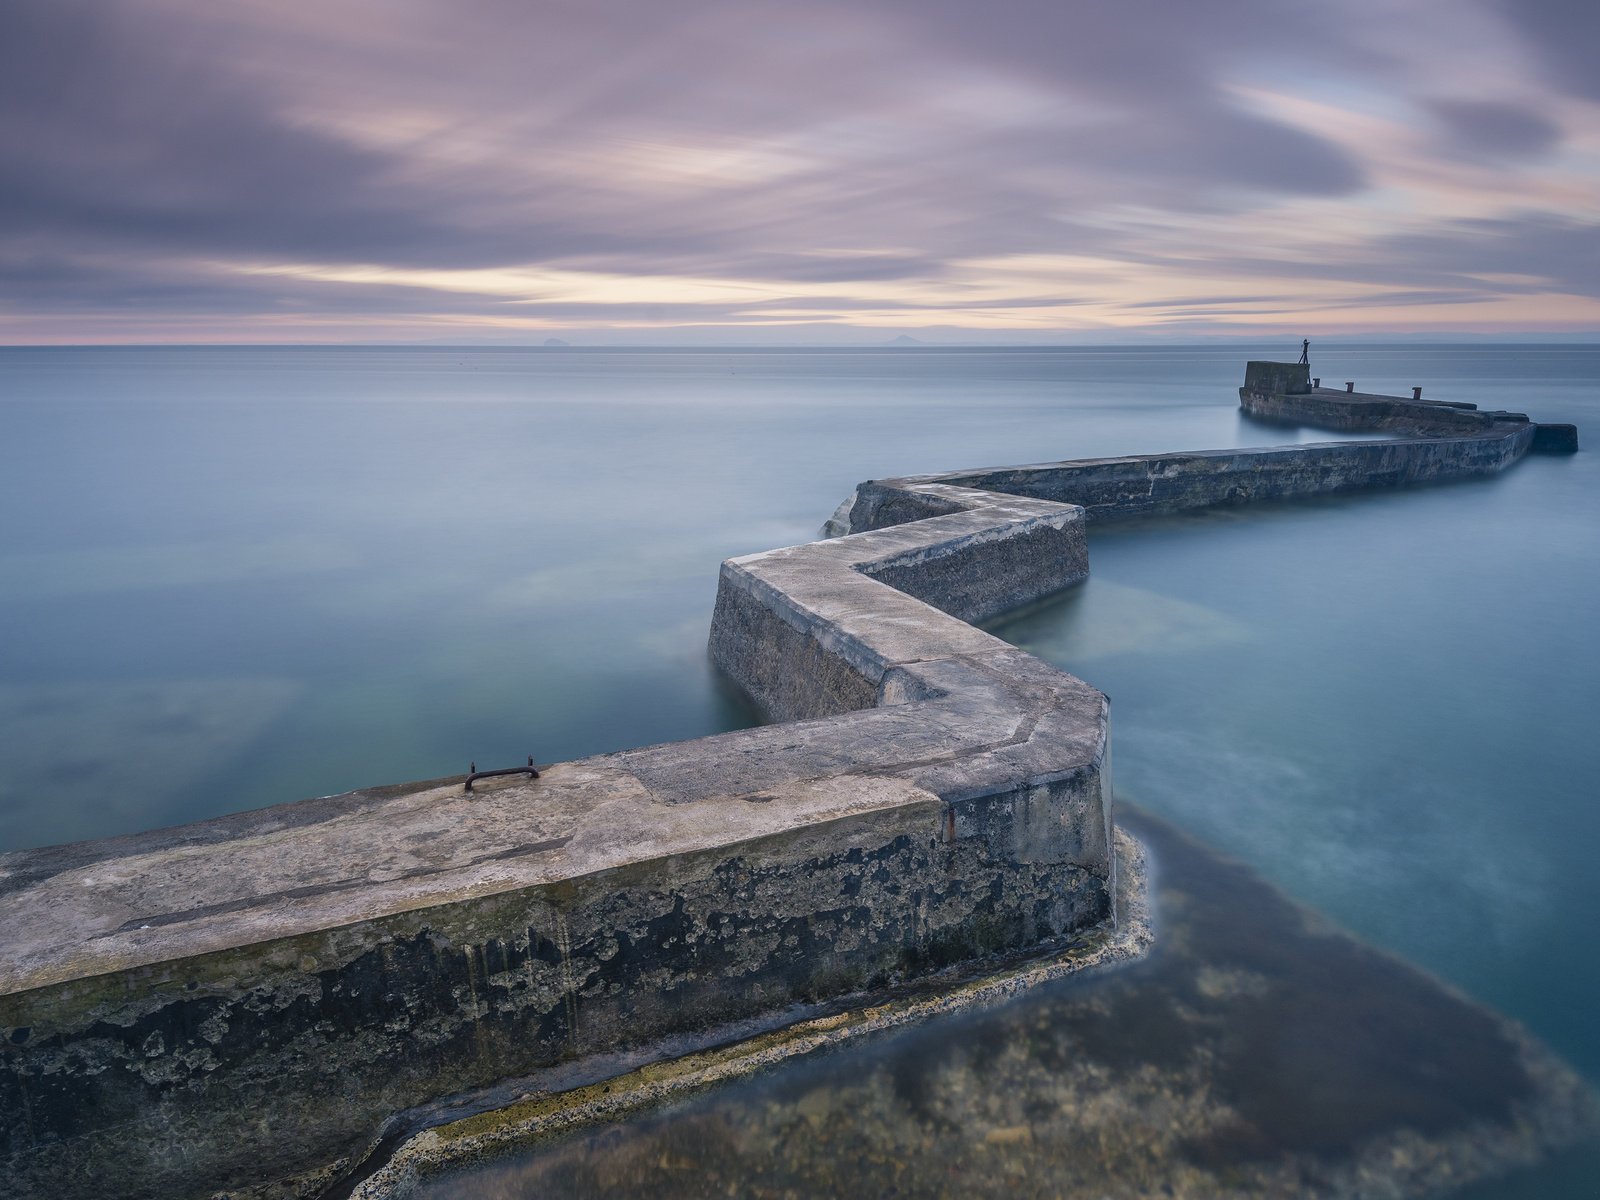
(408, 808), (1600, 1200)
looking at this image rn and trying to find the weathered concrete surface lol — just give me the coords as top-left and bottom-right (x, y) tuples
(1534, 421), (1580, 453)
(383, 812), (1600, 1200)
(710, 489), (1088, 721)
(839, 414), (1540, 537)
(829, 381), (1575, 539)
(1243, 359), (1310, 395)
(347, 825), (1153, 1199)
(0, 467), (1112, 1199)
(1243, 381), (1577, 447)
(0, 722), (1116, 1198)
(844, 434), (1535, 533)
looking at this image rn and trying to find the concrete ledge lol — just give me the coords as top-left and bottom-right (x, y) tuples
(349, 826), (1153, 1199)
(0, 473), (1111, 1200)
(839, 424), (1536, 534)
(710, 488), (1088, 720)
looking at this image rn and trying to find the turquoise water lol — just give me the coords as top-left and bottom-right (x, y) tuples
(411, 808), (1600, 1200)
(0, 343), (1384, 849)
(2, 344), (1596, 1193)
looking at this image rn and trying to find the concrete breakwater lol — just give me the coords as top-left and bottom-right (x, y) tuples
(382, 810), (1600, 1200)
(0, 369), (1580, 1199)
(829, 362), (1574, 536)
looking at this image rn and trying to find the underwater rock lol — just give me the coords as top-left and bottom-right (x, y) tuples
(380, 810), (1600, 1200)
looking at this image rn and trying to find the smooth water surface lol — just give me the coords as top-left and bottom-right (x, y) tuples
(2, 344), (1596, 1195)
(415, 810), (1600, 1200)
(0, 343), (1359, 849)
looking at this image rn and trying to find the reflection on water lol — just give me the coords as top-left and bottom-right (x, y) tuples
(1006, 577), (1253, 662)
(0, 678), (300, 839)
(410, 811), (1599, 1200)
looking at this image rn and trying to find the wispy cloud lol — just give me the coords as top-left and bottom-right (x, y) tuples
(1, 0), (1597, 341)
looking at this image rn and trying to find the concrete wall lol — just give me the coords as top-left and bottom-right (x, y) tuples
(842, 406), (1538, 535)
(1244, 379), (1574, 452)
(1243, 359), (1310, 395)
(0, 761), (1109, 1200)
(0, 487), (1109, 1200)
(709, 491), (1088, 720)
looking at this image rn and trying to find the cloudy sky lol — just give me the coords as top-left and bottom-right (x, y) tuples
(3, 0), (1598, 343)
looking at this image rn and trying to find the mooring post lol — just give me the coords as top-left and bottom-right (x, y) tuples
(1413, 386), (1423, 400)
(464, 756), (540, 793)
(1346, 381), (1355, 392)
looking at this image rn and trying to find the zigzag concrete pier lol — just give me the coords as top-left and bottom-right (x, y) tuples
(0, 364), (1580, 1198)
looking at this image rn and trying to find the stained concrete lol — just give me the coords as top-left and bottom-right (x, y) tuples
(345, 826), (1153, 1199)
(0, 476), (1111, 1200)
(0, 371), (1581, 1199)
(389, 812), (1600, 1200)
(838, 426), (1538, 535)
(830, 382), (1575, 539)
(1242, 359), (1310, 395)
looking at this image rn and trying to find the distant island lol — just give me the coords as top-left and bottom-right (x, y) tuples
(884, 334), (924, 346)
(542, 337), (571, 347)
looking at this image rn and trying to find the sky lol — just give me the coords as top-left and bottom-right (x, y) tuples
(2, 0), (1598, 344)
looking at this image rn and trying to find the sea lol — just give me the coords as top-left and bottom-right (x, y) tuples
(1, 344), (1596, 1196)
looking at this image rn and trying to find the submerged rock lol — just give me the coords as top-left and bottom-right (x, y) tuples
(385, 809), (1600, 1200)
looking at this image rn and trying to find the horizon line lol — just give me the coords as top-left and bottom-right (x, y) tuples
(3, 334), (1599, 350)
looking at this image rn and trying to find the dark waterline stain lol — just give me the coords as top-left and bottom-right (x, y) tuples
(409, 809), (1597, 1199)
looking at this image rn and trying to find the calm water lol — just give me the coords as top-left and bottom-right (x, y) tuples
(2, 344), (1596, 1194)
(412, 809), (1600, 1200)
